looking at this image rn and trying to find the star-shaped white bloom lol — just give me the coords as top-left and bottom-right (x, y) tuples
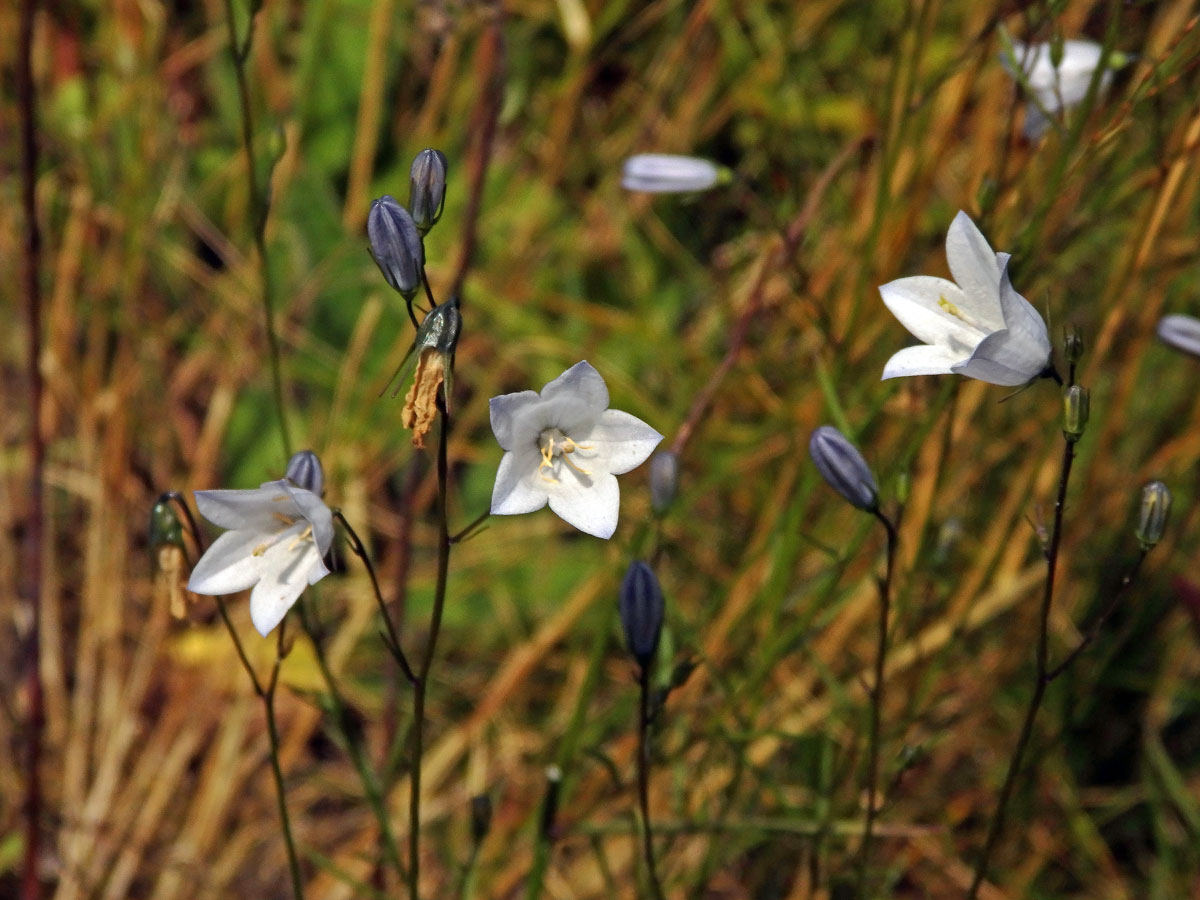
(1002, 39), (1116, 138)
(879, 211), (1052, 386)
(489, 361), (663, 539)
(187, 479), (335, 636)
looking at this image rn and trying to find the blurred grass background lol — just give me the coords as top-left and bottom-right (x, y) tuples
(4, 0), (1200, 897)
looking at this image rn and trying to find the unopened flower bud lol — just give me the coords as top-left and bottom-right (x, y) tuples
(1156, 314), (1200, 358)
(470, 793), (493, 843)
(285, 449), (324, 496)
(149, 495), (186, 552)
(539, 765), (562, 840)
(1135, 481), (1171, 550)
(649, 451), (679, 515)
(1062, 385), (1089, 442)
(808, 425), (879, 512)
(620, 561), (665, 671)
(621, 154), (723, 193)
(367, 195), (424, 298)
(1064, 326), (1084, 365)
(409, 149), (448, 234)
(1049, 30), (1065, 68)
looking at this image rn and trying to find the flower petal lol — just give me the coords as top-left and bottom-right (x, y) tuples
(186, 529), (266, 596)
(944, 212), (1006, 329)
(951, 328), (1047, 386)
(280, 480), (335, 554)
(490, 448), (549, 516)
(489, 390), (541, 451)
(194, 484), (290, 532)
(248, 541), (327, 636)
(541, 361), (608, 416)
(546, 469), (621, 539)
(879, 276), (985, 353)
(580, 410), (663, 476)
(881, 344), (964, 380)
(995, 258), (1051, 363)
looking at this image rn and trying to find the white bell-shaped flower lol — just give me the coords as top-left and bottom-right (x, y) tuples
(879, 211), (1052, 386)
(187, 479), (334, 636)
(1002, 39), (1115, 138)
(489, 361), (662, 539)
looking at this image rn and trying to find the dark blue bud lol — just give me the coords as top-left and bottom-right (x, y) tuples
(620, 560), (665, 670)
(285, 449), (324, 496)
(409, 149), (448, 234)
(809, 425), (879, 512)
(367, 195), (424, 297)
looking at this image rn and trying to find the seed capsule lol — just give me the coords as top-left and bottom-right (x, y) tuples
(1135, 481), (1171, 550)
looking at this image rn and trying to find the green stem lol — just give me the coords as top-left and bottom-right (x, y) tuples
(637, 672), (666, 900)
(298, 606), (408, 882)
(855, 511), (898, 898)
(966, 432), (1077, 899)
(263, 635), (306, 900)
(221, 0), (292, 458)
(409, 404), (453, 900)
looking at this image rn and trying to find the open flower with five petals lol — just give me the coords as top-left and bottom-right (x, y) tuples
(187, 479), (334, 636)
(879, 211), (1052, 386)
(489, 361), (662, 539)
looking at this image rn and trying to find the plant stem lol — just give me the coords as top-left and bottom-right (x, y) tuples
(221, 0), (292, 458)
(18, 0), (44, 894)
(409, 404), (453, 900)
(212, 596), (305, 900)
(335, 511), (416, 683)
(1047, 549), (1148, 682)
(298, 606), (408, 881)
(855, 511), (898, 899)
(637, 672), (666, 900)
(263, 628), (306, 900)
(966, 433), (1077, 899)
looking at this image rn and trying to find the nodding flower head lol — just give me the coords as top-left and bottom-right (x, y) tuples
(879, 211), (1052, 386)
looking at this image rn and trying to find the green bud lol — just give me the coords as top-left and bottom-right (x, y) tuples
(1050, 31), (1065, 69)
(149, 495), (185, 553)
(1135, 481), (1171, 550)
(1064, 325), (1084, 365)
(1062, 385), (1089, 442)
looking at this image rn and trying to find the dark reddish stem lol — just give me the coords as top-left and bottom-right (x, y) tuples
(19, 1), (45, 896)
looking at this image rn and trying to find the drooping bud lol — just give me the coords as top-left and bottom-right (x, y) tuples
(1061, 385), (1089, 442)
(1135, 481), (1171, 550)
(619, 560), (665, 671)
(409, 149), (448, 235)
(470, 793), (493, 844)
(1156, 314), (1200, 358)
(648, 451), (679, 515)
(285, 449), (324, 496)
(149, 495), (186, 553)
(808, 425), (879, 512)
(1064, 325), (1084, 366)
(150, 494), (190, 620)
(367, 195), (424, 298)
(621, 154), (724, 193)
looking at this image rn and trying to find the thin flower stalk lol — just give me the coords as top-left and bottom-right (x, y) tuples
(965, 428), (1077, 899)
(221, 0), (291, 458)
(408, 403), (453, 900)
(855, 510), (898, 899)
(177, 490), (305, 900)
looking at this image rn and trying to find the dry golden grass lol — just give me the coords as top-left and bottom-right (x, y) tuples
(5, 0), (1200, 897)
